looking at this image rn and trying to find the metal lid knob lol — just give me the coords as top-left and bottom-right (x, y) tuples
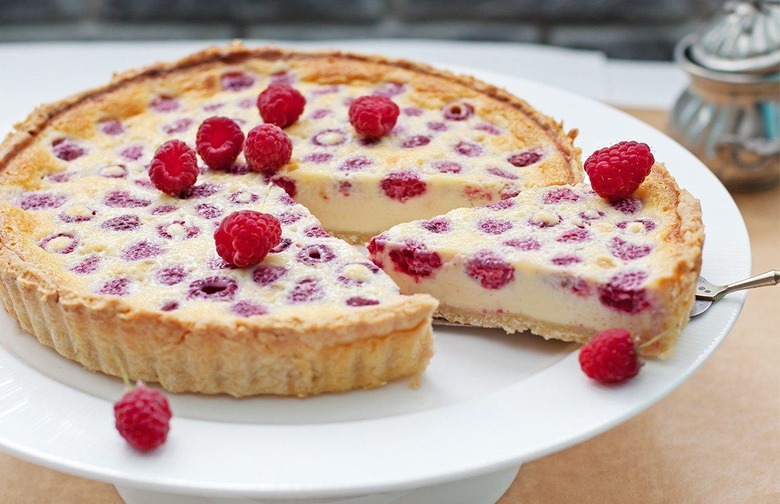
(689, 0), (780, 74)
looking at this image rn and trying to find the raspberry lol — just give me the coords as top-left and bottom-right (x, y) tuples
(52, 138), (86, 161)
(253, 265), (287, 286)
(149, 140), (199, 196)
(579, 328), (641, 384)
(297, 244), (335, 265)
(99, 277), (130, 296)
(455, 141), (482, 157)
(114, 383), (171, 452)
(389, 241), (442, 279)
(105, 191), (151, 208)
(508, 150), (543, 167)
(214, 210), (282, 268)
(123, 241), (164, 261)
(102, 214), (141, 231)
(231, 301), (267, 317)
(288, 278), (324, 303)
(486, 167), (518, 180)
(599, 270), (650, 313)
(401, 135), (431, 148)
(504, 237), (541, 251)
(256, 84), (306, 128)
(19, 192), (67, 210)
(610, 237), (652, 261)
(267, 174), (297, 198)
(466, 251), (515, 289)
(155, 265), (188, 286)
(244, 124), (292, 174)
(348, 95), (400, 138)
(557, 228), (590, 243)
(478, 219), (513, 235)
(544, 187), (580, 204)
(188, 276), (238, 301)
(380, 171), (427, 202)
(443, 101), (474, 121)
(585, 141), (654, 201)
(422, 218), (451, 234)
(346, 296), (380, 307)
(196, 117), (244, 169)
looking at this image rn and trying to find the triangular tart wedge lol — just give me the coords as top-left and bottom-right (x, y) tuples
(368, 165), (704, 356)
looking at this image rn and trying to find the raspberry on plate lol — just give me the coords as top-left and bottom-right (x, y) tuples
(114, 382), (172, 452)
(584, 141), (654, 201)
(579, 328), (641, 383)
(214, 210), (282, 267)
(148, 139), (199, 196)
(256, 84), (306, 128)
(196, 116), (245, 169)
(244, 124), (293, 174)
(349, 95), (400, 138)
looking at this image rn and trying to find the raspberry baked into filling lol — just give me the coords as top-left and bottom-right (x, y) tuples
(369, 164), (703, 356)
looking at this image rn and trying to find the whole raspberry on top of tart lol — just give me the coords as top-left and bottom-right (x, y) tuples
(369, 164), (703, 356)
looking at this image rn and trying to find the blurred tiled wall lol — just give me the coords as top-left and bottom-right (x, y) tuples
(0, 0), (721, 60)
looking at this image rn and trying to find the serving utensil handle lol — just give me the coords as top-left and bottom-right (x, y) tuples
(716, 270), (780, 300)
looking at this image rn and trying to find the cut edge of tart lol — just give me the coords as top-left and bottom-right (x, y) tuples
(369, 164), (704, 357)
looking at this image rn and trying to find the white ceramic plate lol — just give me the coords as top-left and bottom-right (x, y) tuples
(0, 64), (750, 500)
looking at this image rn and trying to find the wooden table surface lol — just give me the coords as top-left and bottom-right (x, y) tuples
(1, 109), (777, 504)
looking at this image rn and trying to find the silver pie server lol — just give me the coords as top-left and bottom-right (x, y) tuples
(690, 270), (779, 317)
(432, 270), (779, 328)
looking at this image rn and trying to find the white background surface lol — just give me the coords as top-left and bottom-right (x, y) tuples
(0, 41), (748, 499)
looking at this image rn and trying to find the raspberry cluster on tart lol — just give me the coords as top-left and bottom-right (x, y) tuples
(0, 43), (585, 396)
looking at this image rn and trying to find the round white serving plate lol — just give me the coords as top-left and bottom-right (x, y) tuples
(0, 63), (750, 503)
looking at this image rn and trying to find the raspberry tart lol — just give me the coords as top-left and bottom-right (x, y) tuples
(369, 165), (703, 356)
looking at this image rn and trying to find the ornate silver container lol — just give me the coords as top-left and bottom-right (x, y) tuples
(670, 1), (780, 190)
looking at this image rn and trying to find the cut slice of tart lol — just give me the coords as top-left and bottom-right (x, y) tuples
(368, 165), (704, 356)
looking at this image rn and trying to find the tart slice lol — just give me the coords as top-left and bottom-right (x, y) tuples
(368, 165), (704, 356)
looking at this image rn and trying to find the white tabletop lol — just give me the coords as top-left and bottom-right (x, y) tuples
(0, 39), (687, 136)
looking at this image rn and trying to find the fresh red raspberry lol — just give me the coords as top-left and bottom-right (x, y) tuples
(114, 383), (172, 452)
(196, 116), (244, 169)
(389, 241), (442, 279)
(380, 171), (427, 202)
(214, 210), (282, 267)
(584, 141), (654, 201)
(579, 328), (641, 383)
(148, 140), (199, 196)
(244, 124), (292, 174)
(256, 84), (306, 128)
(349, 95), (400, 138)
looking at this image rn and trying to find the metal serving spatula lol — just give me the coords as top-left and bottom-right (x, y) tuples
(690, 270), (779, 317)
(433, 270), (779, 328)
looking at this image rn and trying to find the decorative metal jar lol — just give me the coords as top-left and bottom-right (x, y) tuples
(670, 0), (780, 190)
